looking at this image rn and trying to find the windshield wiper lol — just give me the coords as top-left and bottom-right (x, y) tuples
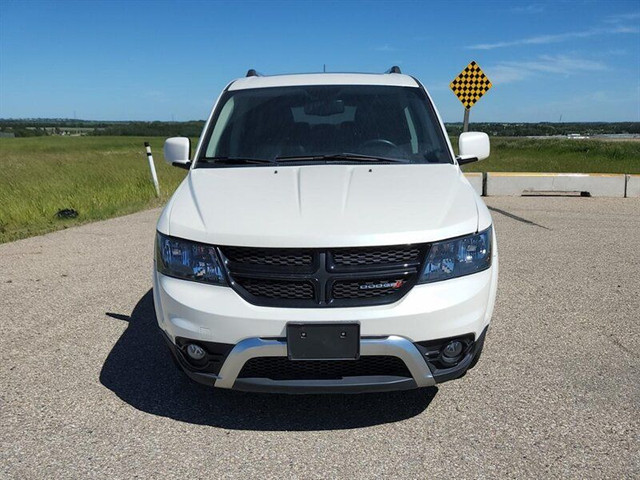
(274, 153), (409, 164)
(200, 153), (409, 166)
(200, 156), (274, 165)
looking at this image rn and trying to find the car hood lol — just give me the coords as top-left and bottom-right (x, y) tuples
(160, 164), (480, 247)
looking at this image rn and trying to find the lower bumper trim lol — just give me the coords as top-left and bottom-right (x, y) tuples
(233, 376), (418, 394)
(163, 328), (443, 393)
(162, 327), (489, 393)
(213, 335), (435, 392)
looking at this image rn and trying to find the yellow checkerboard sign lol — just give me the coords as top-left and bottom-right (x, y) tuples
(450, 61), (492, 110)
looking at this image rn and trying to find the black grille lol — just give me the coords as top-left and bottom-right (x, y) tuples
(220, 244), (428, 307)
(332, 246), (421, 267)
(221, 247), (313, 267)
(239, 278), (314, 299)
(332, 279), (406, 299)
(238, 356), (412, 380)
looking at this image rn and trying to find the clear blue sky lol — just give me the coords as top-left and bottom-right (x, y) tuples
(1, 0), (638, 122)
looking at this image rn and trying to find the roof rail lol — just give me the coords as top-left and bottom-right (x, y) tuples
(246, 69), (262, 77)
(386, 66), (402, 74)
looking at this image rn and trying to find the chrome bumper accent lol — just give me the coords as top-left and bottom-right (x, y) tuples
(214, 335), (435, 390)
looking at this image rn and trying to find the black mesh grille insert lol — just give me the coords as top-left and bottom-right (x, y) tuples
(221, 247), (313, 267)
(238, 356), (412, 380)
(331, 246), (421, 267)
(238, 278), (314, 299)
(222, 243), (427, 307)
(333, 279), (406, 299)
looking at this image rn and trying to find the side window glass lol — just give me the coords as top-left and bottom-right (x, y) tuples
(206, 97), (235, 157)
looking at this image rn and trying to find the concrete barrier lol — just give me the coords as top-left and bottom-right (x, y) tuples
(626, 175), (640, 198)
(485, 173), (626, 197)
(464, 172), (483, 196)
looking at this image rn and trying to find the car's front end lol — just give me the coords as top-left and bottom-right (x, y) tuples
(153, 71), (498, 393)
(153, 225), (497, 393)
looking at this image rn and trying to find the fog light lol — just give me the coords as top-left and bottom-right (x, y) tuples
(440, 340), (465, 366)
(443, 340), (463, 358)
(186, 343), (206, 361)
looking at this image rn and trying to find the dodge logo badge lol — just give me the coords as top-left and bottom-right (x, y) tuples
(359, 280), (404, 290)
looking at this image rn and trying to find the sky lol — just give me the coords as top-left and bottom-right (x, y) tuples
(1, 0), (639, 122)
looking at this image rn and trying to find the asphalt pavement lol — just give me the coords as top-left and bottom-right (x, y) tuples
(1, 197), (639, 479)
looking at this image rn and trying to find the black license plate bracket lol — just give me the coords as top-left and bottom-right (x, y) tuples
(286, 323), (360, 360)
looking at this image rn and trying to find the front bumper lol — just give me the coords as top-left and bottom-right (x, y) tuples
(154, 254), (497, 393)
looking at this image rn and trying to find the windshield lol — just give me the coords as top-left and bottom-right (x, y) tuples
(199, 84), (452, 165)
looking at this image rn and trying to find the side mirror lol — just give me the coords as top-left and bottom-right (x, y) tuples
(457, 132), (490, 165)
(164, 137), (191, 169)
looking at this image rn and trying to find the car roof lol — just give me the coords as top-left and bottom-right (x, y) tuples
(228, 72), (420, 91)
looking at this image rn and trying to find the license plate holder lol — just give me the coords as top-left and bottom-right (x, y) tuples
(286, 323), (360, 361)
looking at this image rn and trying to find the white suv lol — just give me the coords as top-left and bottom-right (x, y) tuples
(154, 67), (498, 393)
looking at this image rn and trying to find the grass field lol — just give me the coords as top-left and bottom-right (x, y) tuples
(0, 137), (187, 243)
(1, 135), (639, 243)
(459, 137), (640, 173)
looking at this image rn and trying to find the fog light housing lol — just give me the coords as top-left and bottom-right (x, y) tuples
(441, 340), (464, 365)
(186, 343), (206, 361)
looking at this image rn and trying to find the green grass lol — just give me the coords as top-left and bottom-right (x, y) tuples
(459, 137), (640, 173)
(0, 136), (187, 243)
(1, 135), (639, 243)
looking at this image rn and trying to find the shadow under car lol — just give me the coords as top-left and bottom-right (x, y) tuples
(100, 290), (437, 431)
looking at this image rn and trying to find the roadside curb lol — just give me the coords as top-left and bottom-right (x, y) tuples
(464, 172), (635, 198)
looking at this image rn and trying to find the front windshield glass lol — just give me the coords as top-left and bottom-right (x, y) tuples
(199, 84), (452, 165)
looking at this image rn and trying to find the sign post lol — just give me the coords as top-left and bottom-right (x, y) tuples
(463, 109), (470, 133)
(450, 61), (492, 132)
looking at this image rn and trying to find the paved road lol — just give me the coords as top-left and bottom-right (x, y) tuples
(1, 198), (639, 479)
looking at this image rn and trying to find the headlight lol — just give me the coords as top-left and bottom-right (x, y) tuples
(155, 232), (227, 285)
(418, 227), (492, 284)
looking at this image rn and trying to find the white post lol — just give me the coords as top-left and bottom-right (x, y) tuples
(144, 142), (160, 198)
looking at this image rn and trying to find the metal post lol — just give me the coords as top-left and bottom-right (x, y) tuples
(144, 142), (161, 198)
(463, 108), (470, 133)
